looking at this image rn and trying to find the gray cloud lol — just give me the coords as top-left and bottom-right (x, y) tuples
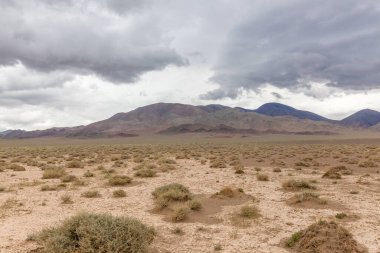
(0, 0), (186, 84)
(206, 0), (380, 99)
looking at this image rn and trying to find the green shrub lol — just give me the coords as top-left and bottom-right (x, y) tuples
(32, 213), (154, 253)
(286, 232), (302, 247)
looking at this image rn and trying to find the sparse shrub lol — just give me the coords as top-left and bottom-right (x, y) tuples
(135, 169), (156, 178)
(67, 160), (83, 168)
(40, 185), (59, 191)
(273, 168), (282, 172)
(335, 212), (347, 219)
(214, 186), (236, 198)
(60, 174), (77, 183)
(8, 164), (26, 171)
(42, 168), (66, 179)
(113, 189), (127, 198)
(171, 207), (189, 222)
(32, 213), (155, 253)
(214, 243), (222, 251)
(238, 206), (260, 219)
(256, 173), (269, 181)
(188, 200), (202, 211)
(152, 183), (192, 209)
(61, 194), (73, 204)
(83, 171), (94, 177)
(286, 231), (302, 247)
(81, 190), (101, 198)
(108, 175), (132, 186)
(172, 227), (184, 235)
(282, 179), (316, 191)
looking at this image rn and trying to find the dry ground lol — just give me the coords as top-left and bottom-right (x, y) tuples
(0, 135), (380, 253)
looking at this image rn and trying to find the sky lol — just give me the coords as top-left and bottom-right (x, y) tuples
(1, 0), (380, 131)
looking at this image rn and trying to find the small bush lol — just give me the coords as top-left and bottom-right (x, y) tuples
(335, 213), (347, 219)
(60, 174), (77, 183)
(108, 175), (132, 186)
(83, 171), (94, 177)
(67, 160), (83, 168)
(42, 168), (66, 179)
(286, 232), (302, 247)
(282, 179), (316, 190)
(256, 173), (269, 181)
(135, 169), (156, 178)
(81, 190), (101, 198)
(171, 207), (189, 222)
(188, 200), (202, 211)
(32, 213), (154, 253)
(112, 189), (127, 198)
(238, 206), (260, 219)
(61, 194), (73, 204)
(8, 164), (26, 171)
(214, 187), (235, 198)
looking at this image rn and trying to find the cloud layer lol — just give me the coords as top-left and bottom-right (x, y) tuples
(0, 0), (380, 130)
(0, 0), (185, 83)
(204, 0), (380, 99)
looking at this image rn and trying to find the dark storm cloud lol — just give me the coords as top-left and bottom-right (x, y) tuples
(205, 0), (380, 99)
(0, 0), (186, 84)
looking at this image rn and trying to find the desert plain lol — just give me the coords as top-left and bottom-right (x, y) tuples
(0, 135), (379, 253)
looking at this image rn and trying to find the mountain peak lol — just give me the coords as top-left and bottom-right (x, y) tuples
(341, 109), (380, 128)
(254, 102), (330, 122)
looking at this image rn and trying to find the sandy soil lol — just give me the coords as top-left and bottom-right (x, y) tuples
(0, 139), (380, 253)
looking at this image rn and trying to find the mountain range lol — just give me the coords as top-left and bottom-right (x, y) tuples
(3, 102), (380, 138)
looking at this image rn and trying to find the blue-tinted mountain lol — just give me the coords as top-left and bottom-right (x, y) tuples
(340, 109), (380, 128)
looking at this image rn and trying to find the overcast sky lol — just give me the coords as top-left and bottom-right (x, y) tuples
(1, 0), (380, 131)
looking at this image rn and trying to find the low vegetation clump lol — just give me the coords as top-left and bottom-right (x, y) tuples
(230, 205), (260, 227)
(60, 174), (77, 183)
(61, 194), (73, 204)
(282, 179), (316, 191)
(81, 190), (101, 198)
(171, 207), (190, 222)
(238, 206), (260, 219)
(108, 175), (132, 186)
(285, 220), (367, 253)
(213, 187), (236, 198)
(8, 164), (26, 171)
(335, 212), (347, 219)
(83, 171), (94, 177)
(31, 213), (155, 253)
(135, 169), (157, 178)
(66, 160), (84, 168)
(322, 165), (353, 179)
(256, 173), (269, 181)
(287, 192), (327, 205)
(42, 168), (66, 179)
(112, 189), (127, 198)
(152, 183), (192, 209)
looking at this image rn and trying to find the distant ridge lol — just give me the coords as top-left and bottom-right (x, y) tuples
(253, 103), (333, 122)
(340, 109), (380, 128)
(2, 102), (379, 138)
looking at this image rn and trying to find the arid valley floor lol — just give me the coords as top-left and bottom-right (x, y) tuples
(0, 135), (380, 253)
